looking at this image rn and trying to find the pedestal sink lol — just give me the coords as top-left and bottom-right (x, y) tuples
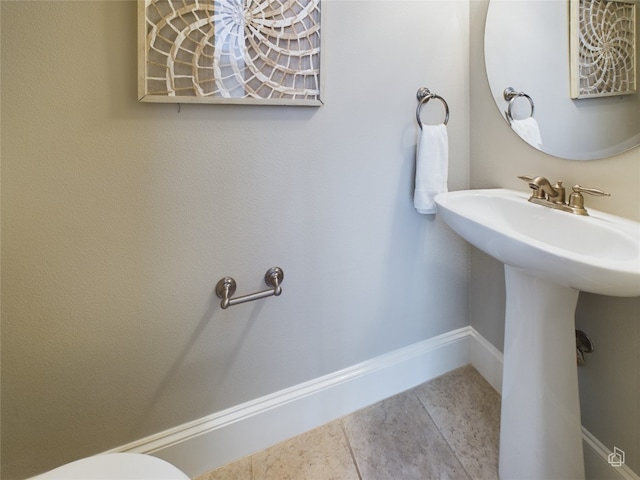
(434, 189), (640, 480)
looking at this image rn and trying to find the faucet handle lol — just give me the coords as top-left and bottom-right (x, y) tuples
(518, 175), (534, 183)
(571, 185), (611, 197)
(568, 185), (610, 215)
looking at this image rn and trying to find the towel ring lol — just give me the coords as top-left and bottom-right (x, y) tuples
(416, 87), (449, 129)
(503, 87), (535, 123)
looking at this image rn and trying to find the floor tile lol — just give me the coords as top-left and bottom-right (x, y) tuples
(251, 420), (360, 480)
(195, 456), (251, 480)
(414, 365), (501, 479)
(194, 366), (502, 480)
(342, 390), (470, 480)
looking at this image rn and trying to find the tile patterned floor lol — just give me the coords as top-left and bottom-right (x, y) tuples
(195, 365), (501, 480)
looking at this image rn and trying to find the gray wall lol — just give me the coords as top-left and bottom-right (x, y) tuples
(3, 1), (639, 478)
(471, 0), (640, 474)
(1, 1), (471, 478)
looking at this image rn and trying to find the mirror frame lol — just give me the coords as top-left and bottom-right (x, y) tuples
(484, 0), (640, 161)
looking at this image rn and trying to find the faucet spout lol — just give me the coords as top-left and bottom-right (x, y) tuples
(529, 176), (561, 199)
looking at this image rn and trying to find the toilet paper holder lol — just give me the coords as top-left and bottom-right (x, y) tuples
(215, 267), (284, 309)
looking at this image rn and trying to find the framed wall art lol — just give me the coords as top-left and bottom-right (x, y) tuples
(570, 0), (637, 99)
(138, 0), (322, 105)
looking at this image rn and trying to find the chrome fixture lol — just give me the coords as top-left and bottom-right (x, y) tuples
(518, 175), (610, 216)
(576, 330), (594, 366)
(215, 267), (284, 309)
(416, 87), (450, 129)
(503, 87), (535, 124)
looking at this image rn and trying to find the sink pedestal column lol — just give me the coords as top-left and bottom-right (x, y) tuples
(499, 265), (585, 479)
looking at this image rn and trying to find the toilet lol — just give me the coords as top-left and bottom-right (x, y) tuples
(32, 453), (190, 479)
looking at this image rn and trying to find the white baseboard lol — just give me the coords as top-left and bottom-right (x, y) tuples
(468, 327), (503, 394)
(582, 427), (640, 480)
(110, 326), (478, 477)
(108, 326), (637, 480)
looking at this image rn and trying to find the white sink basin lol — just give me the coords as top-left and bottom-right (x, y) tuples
(434, 188), (640, 480)
(435, 188), (640, 297)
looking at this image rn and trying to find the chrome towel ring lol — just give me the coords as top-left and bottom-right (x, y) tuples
(503, 87), (535, 124)
(416, 87), (449, 129)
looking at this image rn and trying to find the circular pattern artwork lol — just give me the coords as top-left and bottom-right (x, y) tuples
(573, 0), (636, 98)
(141, 0), (321, 104)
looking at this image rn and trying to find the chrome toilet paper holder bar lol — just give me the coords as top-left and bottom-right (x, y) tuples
(215, 267), (284, 309)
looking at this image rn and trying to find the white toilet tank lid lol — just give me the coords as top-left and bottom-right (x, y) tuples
(32, 453), (190, 480)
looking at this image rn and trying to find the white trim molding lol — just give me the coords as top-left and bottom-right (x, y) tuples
(582, 427), (640, 480)
(107, 326), (637, 479)
(110, 326), (478, 477)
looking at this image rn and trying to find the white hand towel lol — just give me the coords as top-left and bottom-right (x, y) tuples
(510, 117), (542, 150)
(414, 124), (449, 214)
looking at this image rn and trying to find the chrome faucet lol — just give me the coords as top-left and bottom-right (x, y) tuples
(518, 175), (609, 216)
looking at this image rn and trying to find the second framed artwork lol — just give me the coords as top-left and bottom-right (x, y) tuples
(138, 0), (323, 106)
(570, 0), (637, 99)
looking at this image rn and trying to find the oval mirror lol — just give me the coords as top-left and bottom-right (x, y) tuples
(484, 0), (640, 161)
